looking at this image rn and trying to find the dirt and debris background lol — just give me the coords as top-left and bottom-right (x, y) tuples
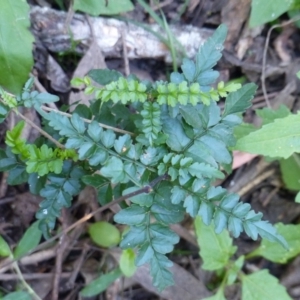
(1, 0), (300, 299)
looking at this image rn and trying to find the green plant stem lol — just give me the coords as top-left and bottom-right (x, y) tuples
(1, 173), (170, 269)
(41, 105), (134, 136)
(12, 260), (42, 300)
(13, 109), (65, 149)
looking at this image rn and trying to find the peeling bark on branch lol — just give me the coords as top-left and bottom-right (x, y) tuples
(30, 6), (213, 62)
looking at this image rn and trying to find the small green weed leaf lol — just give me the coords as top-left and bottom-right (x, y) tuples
(249, 0), (293, 28)
(279, 154), (300, 191)
(88, 221), (121, 248)
(223, 83), (257, 117)
(120, 248), (136, 277)
(74, 0), (134, 16)
(2, 291), (32, 300)
(227, 255), (244, 285)
(249, 223), (300, 263)
(13, 221), (42, 259)
(0, 236), (10, 257)
(235, 113), (300, 158)
(256, 104), (290, 125)
(88, 69), (122, 85)
(242, 270), (292, 300)
(296, 191), (300, 203)
(0, 0), (34, 94)
(195, 216), (236, 270)
(203, 289), (227, 300)
(80, 268), (123, 297)
(234, 122), (256, 140)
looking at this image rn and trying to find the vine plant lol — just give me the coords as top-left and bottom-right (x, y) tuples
(0, 24), (287, 291)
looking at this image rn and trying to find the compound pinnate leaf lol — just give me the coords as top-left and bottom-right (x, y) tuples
(195, 24), (227, 87)
(0, 0), (34, 94)
(181, 58), (196, 82)
(114, 205), (148, 225)
(223, 83), (257, 117)
(188, 162), (225, 179)
(100, 157), (127, 183)
(87, 121), (102, 142)
(88, 69), (122, 85)
(235, 113), (300, 159)
(122, 187), (153, 207)
(242, 270), (292, 300)
(120, 225), (147, 249)
(150, 253), (174, 291)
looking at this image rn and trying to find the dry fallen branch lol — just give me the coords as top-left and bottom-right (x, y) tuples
(30, 6), (213, 63)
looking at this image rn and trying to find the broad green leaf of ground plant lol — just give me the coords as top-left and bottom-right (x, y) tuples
(119, 248), (137, 277)
(0, 0), (34, 94)
(195, 216), (237, 270)
(247, 223), (300, 263)
(235, 113), (300, 159)
(88, 221), (121, 248)
(80, 268), (123, 297)
(249, 0), (294, 28)
(226, 255), (244, 285)
(73, 0), (134, 16)
(279, 154), (300, 191)
(242, 270), (292, 300)
(2, 291), (31, 300)
(256, 104), (290, 125)
(0, 235), (10, 257)
(203, 288), (227, 300)
(13, 221), (42, 259)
